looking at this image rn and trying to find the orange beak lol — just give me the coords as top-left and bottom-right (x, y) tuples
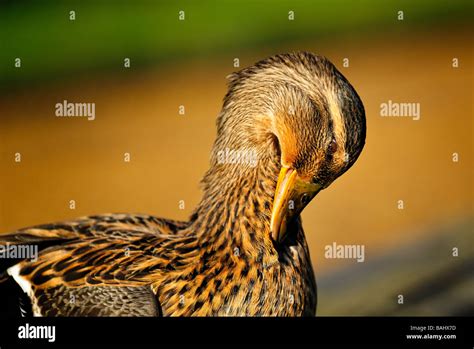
(270, 166), (322, 243)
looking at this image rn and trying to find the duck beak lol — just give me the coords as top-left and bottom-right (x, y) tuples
(270, 166), (322, 243)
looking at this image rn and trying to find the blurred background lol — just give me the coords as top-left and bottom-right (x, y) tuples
(0, 0), (472, 315)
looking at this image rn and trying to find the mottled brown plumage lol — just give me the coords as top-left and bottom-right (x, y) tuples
(0, 52), (366, 316)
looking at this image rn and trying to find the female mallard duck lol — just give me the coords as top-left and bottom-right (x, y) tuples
(0, 52), (365, 316)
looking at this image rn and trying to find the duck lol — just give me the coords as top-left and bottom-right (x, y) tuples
(0, 52), (366, 316)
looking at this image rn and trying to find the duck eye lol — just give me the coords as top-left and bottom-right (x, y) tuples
(329, 138), (338, 154)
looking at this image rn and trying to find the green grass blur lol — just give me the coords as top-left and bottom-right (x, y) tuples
(0, 0), (472, 87)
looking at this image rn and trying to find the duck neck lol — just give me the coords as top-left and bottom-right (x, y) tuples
(189, 136), (282, 265)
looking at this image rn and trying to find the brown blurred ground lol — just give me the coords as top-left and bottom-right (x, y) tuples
(0, 27), (472, 314)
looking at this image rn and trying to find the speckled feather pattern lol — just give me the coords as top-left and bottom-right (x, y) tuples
(0, 52), (366, 317)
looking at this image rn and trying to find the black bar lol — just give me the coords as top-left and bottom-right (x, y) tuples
(0, 317), (471, 348)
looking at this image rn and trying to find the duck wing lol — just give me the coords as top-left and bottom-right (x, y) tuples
(0, 214), (189, 316)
